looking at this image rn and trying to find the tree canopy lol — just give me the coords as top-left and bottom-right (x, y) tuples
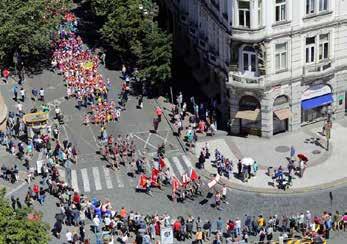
(87, 0), (172, 90)
(0, 0), (72, 69)
(0, 189), (50, 244)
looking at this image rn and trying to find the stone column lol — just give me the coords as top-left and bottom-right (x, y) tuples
(289, 82), (302, 132)
(250, 0), (257, 29)
(260, 94), (273, 138)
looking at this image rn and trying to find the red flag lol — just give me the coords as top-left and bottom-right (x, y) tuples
(182, 173), (190, 187)
(190, 169), (199, 181)
(137, 174), (148, 189)
(159, 158), (166, 170)
(151, 168), (159, 186)
(171, 176), (181, 192)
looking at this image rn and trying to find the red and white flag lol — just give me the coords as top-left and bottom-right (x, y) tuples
(171, 176), (181, 192)
(151, 168), (160, 186)
(137, 174), (148, 189)
(182, 173), (190, 186)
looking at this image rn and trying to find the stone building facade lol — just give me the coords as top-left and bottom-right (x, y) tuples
(158, 0), (233, 126)
(228, 0), (347, 137)
(160, 0), (347, 137)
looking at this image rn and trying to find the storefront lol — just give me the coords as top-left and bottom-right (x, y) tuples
(273, 95), (291, 135)
(235, 95), (261, 136)
(301, 84), (333, 123)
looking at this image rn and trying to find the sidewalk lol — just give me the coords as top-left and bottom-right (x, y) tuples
(195, 119), (347, 193)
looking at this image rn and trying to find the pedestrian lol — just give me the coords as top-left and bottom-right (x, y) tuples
(153, 117), (159, 133)
(16, 197), (22, 209)
(215, 191), (222, 210)
(53, 220), (63, 239)
(121, 64), (127, 79)
(2, 68), (10, 83)
(100, 52), (106, 66)
(13, 84), (18, 101)
(138, 95), (143, 109)
(39, 88), (45, 101)
(66, 229), (73, 243)
(20, 87), (25, 102)
(11, 195), (16, 210)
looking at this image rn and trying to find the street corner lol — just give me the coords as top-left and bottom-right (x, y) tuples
(195, 138), (240, 162)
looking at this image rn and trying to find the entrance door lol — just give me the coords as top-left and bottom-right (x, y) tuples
(273, 116), (288, 135)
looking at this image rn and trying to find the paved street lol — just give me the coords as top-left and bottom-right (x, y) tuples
(1, 62), (347, 243)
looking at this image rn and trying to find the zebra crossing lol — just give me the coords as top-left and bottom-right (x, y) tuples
(57, 154), (195, 193)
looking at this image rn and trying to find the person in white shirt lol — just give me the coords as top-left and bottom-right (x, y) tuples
(65, 230), (72, 242)
(39, 88), (45, 101)
(93, 215), (100, 233)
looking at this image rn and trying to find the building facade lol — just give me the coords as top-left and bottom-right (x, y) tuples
(158, 0), (233, 126)
(160, 0), (347, 137)
(228, 0), (347, 137)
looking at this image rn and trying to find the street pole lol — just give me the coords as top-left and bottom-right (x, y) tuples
(170, 86), (174, 104)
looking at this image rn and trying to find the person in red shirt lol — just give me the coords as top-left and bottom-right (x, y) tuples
(72, 192), (80, 205)
(2, 68), (9, 83)
(173, 219), (182, 240)
(33, 183), (39, 200)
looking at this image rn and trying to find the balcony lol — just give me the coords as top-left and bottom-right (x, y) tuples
(303, 59), (334, 78)
(227, 71), (265, 89)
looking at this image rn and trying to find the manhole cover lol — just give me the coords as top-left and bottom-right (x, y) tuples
(312, 150), (321, 155)
(275, 146), (290, 153)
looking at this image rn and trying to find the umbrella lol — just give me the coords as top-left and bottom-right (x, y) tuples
(297, 153), (308, 161)
(241, 157), (255, 166)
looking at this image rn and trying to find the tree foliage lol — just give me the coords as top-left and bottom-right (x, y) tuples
(87, 0), (172, 90)
(0, 188), (50, 244)
(0, 0), (72, 68)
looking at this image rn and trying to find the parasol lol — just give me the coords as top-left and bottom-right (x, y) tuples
(241, 157), (255, 166)
(82, 61), (94, 70)
(297, 153), (308, 161)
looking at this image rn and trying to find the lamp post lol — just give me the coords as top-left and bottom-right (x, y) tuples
(324, 105), (333, 151)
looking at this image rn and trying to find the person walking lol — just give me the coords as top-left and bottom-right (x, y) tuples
(39, 88), (45, 101)
(20, 87), (25, 102)
(2, 68), (10, 83)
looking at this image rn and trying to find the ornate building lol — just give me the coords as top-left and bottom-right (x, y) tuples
(160, 0), (347, 137)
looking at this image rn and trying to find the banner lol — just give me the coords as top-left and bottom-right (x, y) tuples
(160, 227), (173, 244)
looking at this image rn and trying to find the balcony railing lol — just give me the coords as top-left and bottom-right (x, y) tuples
(227, 72), (265, 89)
(303, 59), (333, 76)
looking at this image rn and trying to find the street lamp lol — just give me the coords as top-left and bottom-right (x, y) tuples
(323, 105), (333, 151)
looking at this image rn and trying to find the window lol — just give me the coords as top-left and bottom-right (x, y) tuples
(306, 0), (315, 14)
(275, 0), (286, 22)
(306, 37), (316, 63)
(275, 43), (288, 71)
(319, 34), (329, 60)
(258, 0), (263, 26)
(306, 0), (329, 15)
(242, 46), (256, 73)
(319, 0), (328, 11)
(238, 1), (250, 27)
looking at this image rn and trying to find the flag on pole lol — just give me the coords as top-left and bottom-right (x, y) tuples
(159, 157), (166, 170)
(171, 176), (181, 192)
(151, 168), (160, 187)
(189, 168), (199, 181)
(182, 173), (190, 187)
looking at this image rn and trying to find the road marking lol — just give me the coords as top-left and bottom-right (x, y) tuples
(115, 173), (124, 188)
(71, 169), (79, 192)
(163, 158), (176, 178)
(88, 125), (98, 144)
(181, 155), (193, 169)
(144, 133), (152, 149)
(92, 167), (102, 191)
(5, 182), (27, 197)
(172, 156), (185, 176)
(133, 134), (157, 149)
(81, 168), (90, 192)
(103, 167), (113, 189)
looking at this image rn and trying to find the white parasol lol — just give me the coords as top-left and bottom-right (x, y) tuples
(241, 157), (255, 166)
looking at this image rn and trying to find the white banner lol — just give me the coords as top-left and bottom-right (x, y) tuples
(160, 227), (173, 244)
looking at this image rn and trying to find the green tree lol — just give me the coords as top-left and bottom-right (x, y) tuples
(138, 21), (172, 89)
(0, 0), (72, 68)
(0, 188), (50, 244)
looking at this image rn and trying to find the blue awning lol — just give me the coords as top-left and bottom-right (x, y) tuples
(302, 94), (333, 110)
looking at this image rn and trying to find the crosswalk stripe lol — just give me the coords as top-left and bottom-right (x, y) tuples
(81, 168), (91, 192)
(71, 169), (79, 192)
(163, 158), (176, 178)
(103, 167), (113, 189)
(115, 173), (124, 188)
(172, 156), (185, 176)
(181, 155), (193, 169)
(92, 167), (102, 191)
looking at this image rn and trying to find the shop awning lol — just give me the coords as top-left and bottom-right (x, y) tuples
(301, 94), (333, 110)
(274, 108), (292, 120)
(235, 109), (260, 121)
